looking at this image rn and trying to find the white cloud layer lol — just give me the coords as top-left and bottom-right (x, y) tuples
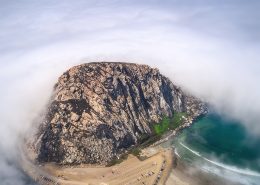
(0, 0), (259, 184)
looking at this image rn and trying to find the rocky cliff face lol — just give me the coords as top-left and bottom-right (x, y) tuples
(30, 62), (206, 165)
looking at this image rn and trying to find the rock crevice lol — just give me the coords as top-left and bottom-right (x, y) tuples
(30, 62), (207, 165)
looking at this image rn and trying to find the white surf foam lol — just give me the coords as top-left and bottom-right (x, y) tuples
(180, 142), (260, 177)
(174, 148), (180, 158)
(180, 142), (201, 157)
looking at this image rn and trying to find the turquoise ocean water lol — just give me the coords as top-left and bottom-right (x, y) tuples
(172, 112), (260, 185)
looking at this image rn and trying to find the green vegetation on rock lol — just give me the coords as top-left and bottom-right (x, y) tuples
(130, 148), (141, 157)
(153, 112), (187, 135)
(107, 112), (188, 166)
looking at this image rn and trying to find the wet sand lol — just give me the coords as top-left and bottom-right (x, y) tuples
(165, 153), (241, 185)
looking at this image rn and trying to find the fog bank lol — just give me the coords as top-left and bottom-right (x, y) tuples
(0, 0), (260, 184)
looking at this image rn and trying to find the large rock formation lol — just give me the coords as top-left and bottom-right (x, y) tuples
(30, 62), (206, 165)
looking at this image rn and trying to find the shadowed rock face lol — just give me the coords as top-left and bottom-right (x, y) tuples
(31, 62), (206, 165)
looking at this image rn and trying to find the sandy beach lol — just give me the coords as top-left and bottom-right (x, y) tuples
(22, 141), (243, 185)
(22, 148), (173, 185)
(21, 128), (241, 185)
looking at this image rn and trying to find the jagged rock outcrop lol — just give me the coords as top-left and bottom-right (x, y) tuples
(31, 62), (207, 165)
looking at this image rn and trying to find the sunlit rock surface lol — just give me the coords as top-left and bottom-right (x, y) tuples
(30, 62), (207, 165)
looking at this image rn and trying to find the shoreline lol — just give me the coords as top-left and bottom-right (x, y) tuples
(21, 112), (208, 185)
(151, 113), (206, 147)
(165, 148), (243, 185)
(21, 147), (173, 185)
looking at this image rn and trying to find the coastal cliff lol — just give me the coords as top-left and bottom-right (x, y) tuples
(30, 62), (207, 165)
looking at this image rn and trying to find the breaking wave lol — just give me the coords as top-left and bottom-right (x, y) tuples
(180, 142), (260, 177)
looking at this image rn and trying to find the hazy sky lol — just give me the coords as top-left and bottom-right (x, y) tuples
(0, 0), (260, 184)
